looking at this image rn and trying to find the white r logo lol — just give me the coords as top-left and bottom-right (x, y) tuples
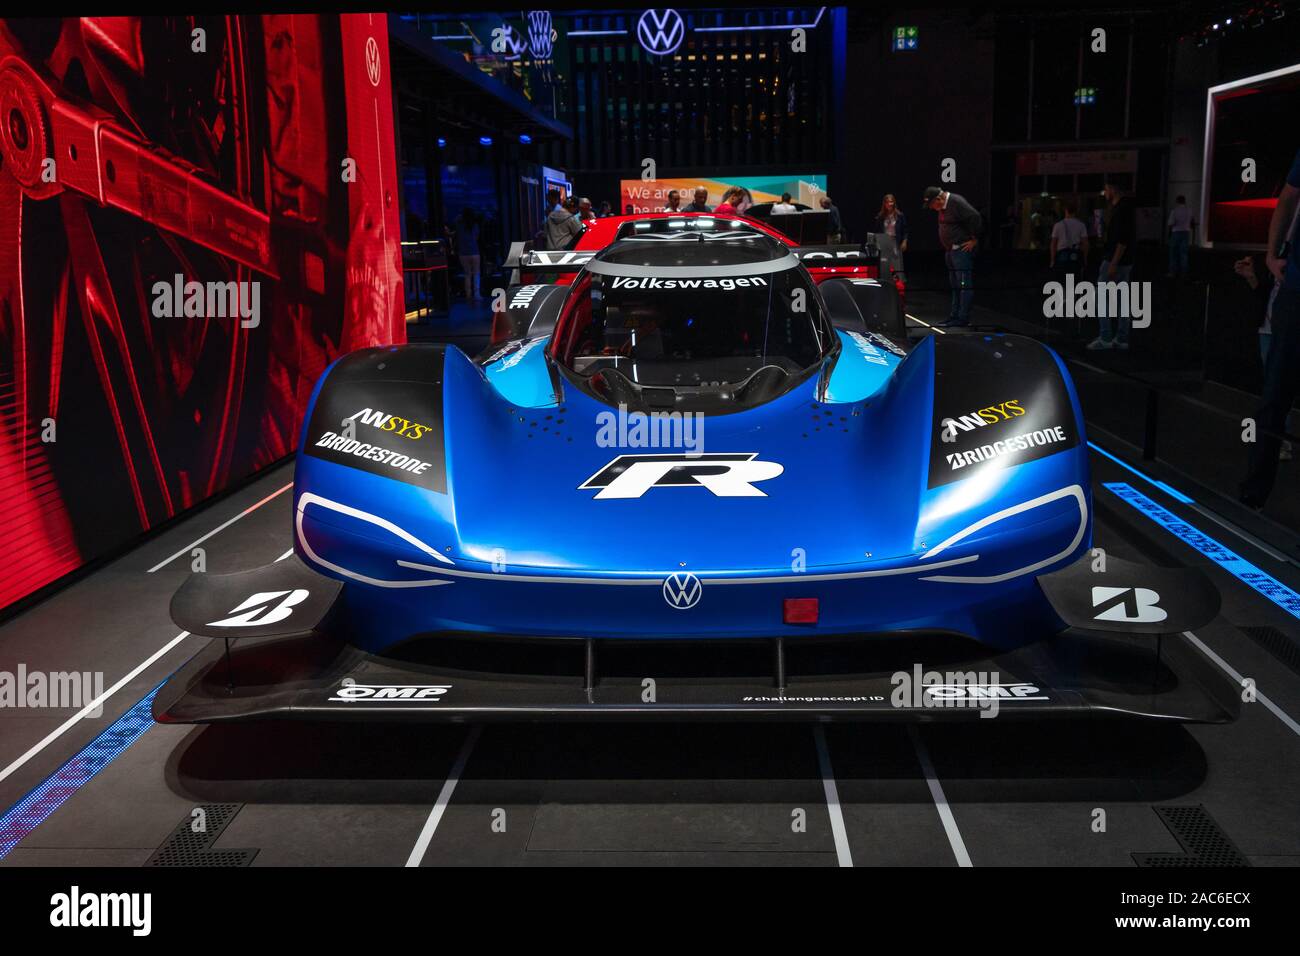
(581, 453), (784, 499)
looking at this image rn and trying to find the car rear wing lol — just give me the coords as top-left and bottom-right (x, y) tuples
(517, 249), (597, 272)
(503, 243), (597, 284)
(794, 233), (892, 265)
(504, 232), (897, 284)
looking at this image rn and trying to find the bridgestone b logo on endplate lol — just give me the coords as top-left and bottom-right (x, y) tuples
(207, 589), (309, 628)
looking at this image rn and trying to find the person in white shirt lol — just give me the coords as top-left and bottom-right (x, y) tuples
(1167, 195), (1195, 278)
(1049, 202), (1089, 278)
(771, 192), (798, 215)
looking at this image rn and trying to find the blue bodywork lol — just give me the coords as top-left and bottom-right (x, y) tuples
(293, 328), (1091, 654)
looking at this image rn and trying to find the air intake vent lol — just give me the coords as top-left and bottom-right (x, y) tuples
(1133, 805), (1250, 867)
(145, 803), (257, 867)
(1239, 624), (1300, 677)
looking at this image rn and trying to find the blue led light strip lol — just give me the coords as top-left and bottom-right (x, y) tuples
(0, 683), (161, 859)
(1104, 482), (1300, 620)
(1087, 441), (1195, 504)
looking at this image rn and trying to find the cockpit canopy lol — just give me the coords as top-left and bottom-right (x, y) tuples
(551, 220), (834, 412)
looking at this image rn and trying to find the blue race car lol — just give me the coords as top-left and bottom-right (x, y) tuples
(157, 216), (1235, 722)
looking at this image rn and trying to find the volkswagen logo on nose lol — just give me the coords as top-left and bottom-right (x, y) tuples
(637, 9), (685, 56)
(662, 571), (702, 609)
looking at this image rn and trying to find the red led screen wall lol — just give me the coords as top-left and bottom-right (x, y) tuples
(0, 14), (404, 611)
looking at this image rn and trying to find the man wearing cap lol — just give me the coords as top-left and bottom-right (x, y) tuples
(923, 186), (982, 328)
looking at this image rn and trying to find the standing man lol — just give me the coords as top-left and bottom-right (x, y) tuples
(821, 196), (843, 242)
(1087, 178), (1137, 350)
(662, 189), (683, 213)
(685, 187), (712, 213)
(1241, 146), (1300, 508)
(1050, 201), (1089, 278)
(772, 192), (798, 215)
(577, 197), (597, 222)
(544, 187), (581, 250)
(1167, 194), (1194, 278)
(923, 186), (982, 328)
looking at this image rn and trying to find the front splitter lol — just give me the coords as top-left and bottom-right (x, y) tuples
(152, 628), (1241, 723)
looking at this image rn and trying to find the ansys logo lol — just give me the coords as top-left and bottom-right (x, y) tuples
(637, 9), (685, 56)
(581, 453), (784, 499)
(348, 408), (434, 440)
(940, 399), (1026, 440)
(662, 572), (702, 609)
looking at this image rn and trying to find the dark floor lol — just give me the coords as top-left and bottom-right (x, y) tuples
(0, 302), (1297, 867)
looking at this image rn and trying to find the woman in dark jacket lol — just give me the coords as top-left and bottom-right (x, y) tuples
(875, 193), (909, 280)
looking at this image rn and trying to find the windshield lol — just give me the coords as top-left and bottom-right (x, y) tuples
(556, 266), (830, 387)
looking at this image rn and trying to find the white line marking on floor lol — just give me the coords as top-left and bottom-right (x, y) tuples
(0, 631), (192, 786)
(1069, 359), (1107, 375)
(908, 724), (972, 867)
(813, 723), (853, 867)
(276, 548), (294, 562)
(406, 725), (483, 867)
(1187, 502), (1296, 567)
(905, 312), (947, 335)
(147, 482), (293, 572)
(1183, 630), (1300, 736)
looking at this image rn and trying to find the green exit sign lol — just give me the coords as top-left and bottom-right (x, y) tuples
(893, 25), (919, 51)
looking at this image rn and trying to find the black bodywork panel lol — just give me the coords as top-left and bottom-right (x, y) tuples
(819, 276), (907, 341)
(301, 345), (448, 493)
(928, 335), (1080, 489)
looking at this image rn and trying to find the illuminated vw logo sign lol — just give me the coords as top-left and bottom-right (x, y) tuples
(527, 10), (554, 60)
(364, 36), (381, 87)
(662, 572), (702, 610)
(637, 8), (685, 56)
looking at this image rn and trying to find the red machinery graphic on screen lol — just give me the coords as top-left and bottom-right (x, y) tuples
(0, 15), (404, 611)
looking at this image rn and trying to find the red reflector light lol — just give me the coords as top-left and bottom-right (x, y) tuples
(783, 598), (819, 624)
